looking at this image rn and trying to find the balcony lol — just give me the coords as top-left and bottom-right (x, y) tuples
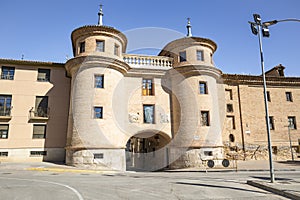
(29, 107), (50, 122)
(0, 74), (14, 80)
(123, 54), (173, 69)
(0, 107), (12, 121)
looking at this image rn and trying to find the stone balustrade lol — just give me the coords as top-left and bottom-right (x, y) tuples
(123, 54), (173, 68)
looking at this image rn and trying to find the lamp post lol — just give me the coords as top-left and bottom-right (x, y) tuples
(249, 15), (300, 183)
(249, 14), (275, 183)
(288, 121), (295, 161)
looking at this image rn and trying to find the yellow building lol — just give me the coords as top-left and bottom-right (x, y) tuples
(0, 10), (299, 171)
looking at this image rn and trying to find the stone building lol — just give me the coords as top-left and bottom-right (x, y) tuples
(0, 9), (299, 171)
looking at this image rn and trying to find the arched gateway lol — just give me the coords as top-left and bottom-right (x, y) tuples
(125, 130), (171, 171)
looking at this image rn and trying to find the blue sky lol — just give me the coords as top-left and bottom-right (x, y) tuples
(1, 0), (300, 76)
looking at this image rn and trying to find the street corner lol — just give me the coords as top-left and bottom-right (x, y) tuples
(247, 180), (300, 200)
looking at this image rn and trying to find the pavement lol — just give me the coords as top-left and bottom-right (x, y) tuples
(0, 159), (300, 199)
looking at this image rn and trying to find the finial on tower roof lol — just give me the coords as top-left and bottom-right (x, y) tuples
(186, 17), (192, 37)
(98, 4), (104, 26)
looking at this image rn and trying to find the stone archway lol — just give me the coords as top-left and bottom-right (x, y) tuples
(125, 131), (171, 171)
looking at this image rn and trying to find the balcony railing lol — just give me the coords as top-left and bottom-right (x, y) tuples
(123, 54), (173, 68)
(0, 107), (11, 117)
(29, 107), (50, 120)
(0, 74), (14, 80)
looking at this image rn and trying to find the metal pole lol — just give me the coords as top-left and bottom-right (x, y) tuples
(288, 123), (295, 161)
(256, 23), (275, 183)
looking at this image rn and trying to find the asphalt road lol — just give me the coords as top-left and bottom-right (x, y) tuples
(0, 170), (296, 200)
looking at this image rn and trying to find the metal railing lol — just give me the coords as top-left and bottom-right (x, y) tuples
(29, 107), (50, 118)
(0, 107), (11, 116)
(0, 74), (14, 80)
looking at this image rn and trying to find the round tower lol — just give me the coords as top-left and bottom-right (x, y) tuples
(65, 7), (129, 170)
(159, 19), (226, 168)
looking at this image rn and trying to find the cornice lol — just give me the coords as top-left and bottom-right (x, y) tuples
(159, 36), (217, 56)
(0, 58), (64, 68)
(223, 73), (300, 86)
(65, 55), (131, 77)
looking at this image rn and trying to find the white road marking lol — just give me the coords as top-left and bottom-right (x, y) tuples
(0, 176), (84, 200)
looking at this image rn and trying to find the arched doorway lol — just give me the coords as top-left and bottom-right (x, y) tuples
(125, 131), (171, 171)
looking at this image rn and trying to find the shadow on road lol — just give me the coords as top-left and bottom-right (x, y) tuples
(175, 182), (268, 195)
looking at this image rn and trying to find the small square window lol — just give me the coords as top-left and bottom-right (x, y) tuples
(96, 40), (105, 52)
(179, 51), (187, 62)
(201, 111), (210, 126)
(267, 91), (271, 102)
(33, 124), (46, 139)
(1, 66), (15, 80)
(227, 104), (233, 112)
(0, 124), (9, 139)
(199, 82), (208, 94)
(94, 107), (103, 119)
(288, 116), (297, 130)
(37, 69), (50, 82)
(114, 44), (120, 56)
(79, 41), (85, 53)
(196, 50), (204, 61)
(94, 75), (104, 88)
(0, 152), (8, 157)
(143, 105), (155, 124)
(94, 153), (104, 159)
(286, 92), (293, 102)
(269, 116), (275, 130)
(30, 151), (47, 156)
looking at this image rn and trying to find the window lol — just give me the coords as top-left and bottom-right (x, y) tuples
(1, 66), (15, 80)
(266, 91), (271, 102)
(227, 104), (233, 112)
(288, 116), (297, 130)
(0, 95), (12, 116)
(142, 79), (154, 96)
(229, 134), (235, 142)
(96, 40), (105, 52)
(225, 89), (233, 100)
(201, 111), (210, 126)
(114, 44), (120, 56)
(269, 116), (275, 130)
(199, 82), (208, 94)
(286, 92), (293, 102)
(37, 69), (50, 82)
(35, 96), (49, 117)
(196, 50), (204, 61)
(143, 105), (155, 124)
(33, 124), (46, 139)
(179, 51), (187, 62)
(30, 151), (47, 156)
(94, 107), (103, 119)
(0, 124), (9, 139)
(94, 153), (104, 159)
(226, 116), (235, 129)
(94, 75), (104, 88)
(204, 151), (213, 156)
(79, 41), (85, 53)
(0, 152), (8, 157)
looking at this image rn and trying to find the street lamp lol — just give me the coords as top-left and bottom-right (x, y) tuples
(249, 14), (275, 183)
(249, 14), (300, 183)
(288, 121), (295, 162)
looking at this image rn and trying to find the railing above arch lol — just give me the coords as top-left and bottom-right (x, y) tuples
(123, 54), (173, 68)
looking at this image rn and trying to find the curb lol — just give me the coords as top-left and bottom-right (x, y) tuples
(247, 180), (300, 200)
(27, 167), (118, 174)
